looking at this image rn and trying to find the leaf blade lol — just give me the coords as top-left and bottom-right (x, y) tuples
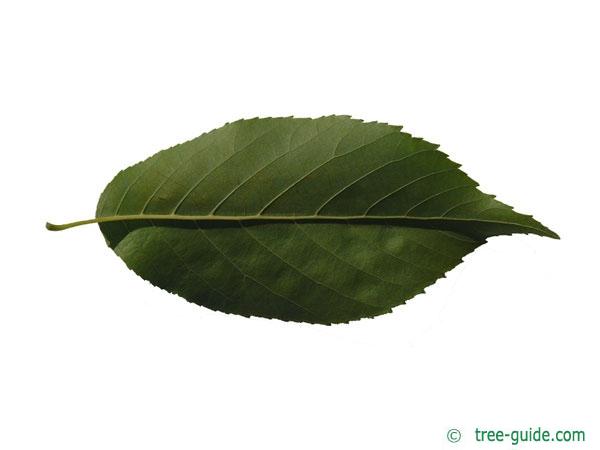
(95, 116), (557, 239)
(49, 116), (557, 324)
(108, 221), (481, 324)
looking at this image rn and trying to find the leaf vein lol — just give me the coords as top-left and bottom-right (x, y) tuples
(295, 223), (409, 288)
(172, 124), (281, 214)
(149, 221), (233, 308)
(259, 131), (398, 215)
(241, 223), (381, 309)
(403, 184), (475, 215)
(315, 148), (436, 214)
(442, 197), (491, 216)
(196, 222), (321, 320)
(364, 168), (458, 215)
(210, 121), (319, 215)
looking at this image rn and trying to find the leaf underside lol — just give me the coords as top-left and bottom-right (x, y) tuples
(92, 116), (556, 324)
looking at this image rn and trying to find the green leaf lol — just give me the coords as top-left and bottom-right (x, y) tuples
(47, 116), (558, 324)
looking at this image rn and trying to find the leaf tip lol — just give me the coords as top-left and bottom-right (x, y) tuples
(531, 219), (560, 240)
(529, 224), (560, 240)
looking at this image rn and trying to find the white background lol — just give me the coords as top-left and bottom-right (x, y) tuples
(1, 1), (598, 449)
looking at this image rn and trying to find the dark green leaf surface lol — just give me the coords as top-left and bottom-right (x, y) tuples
(49, 116), (557, 324)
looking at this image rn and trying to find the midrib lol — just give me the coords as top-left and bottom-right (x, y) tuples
(45, 213), (548, 237)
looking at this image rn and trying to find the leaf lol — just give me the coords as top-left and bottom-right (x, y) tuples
(47, 116), (558, 324)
